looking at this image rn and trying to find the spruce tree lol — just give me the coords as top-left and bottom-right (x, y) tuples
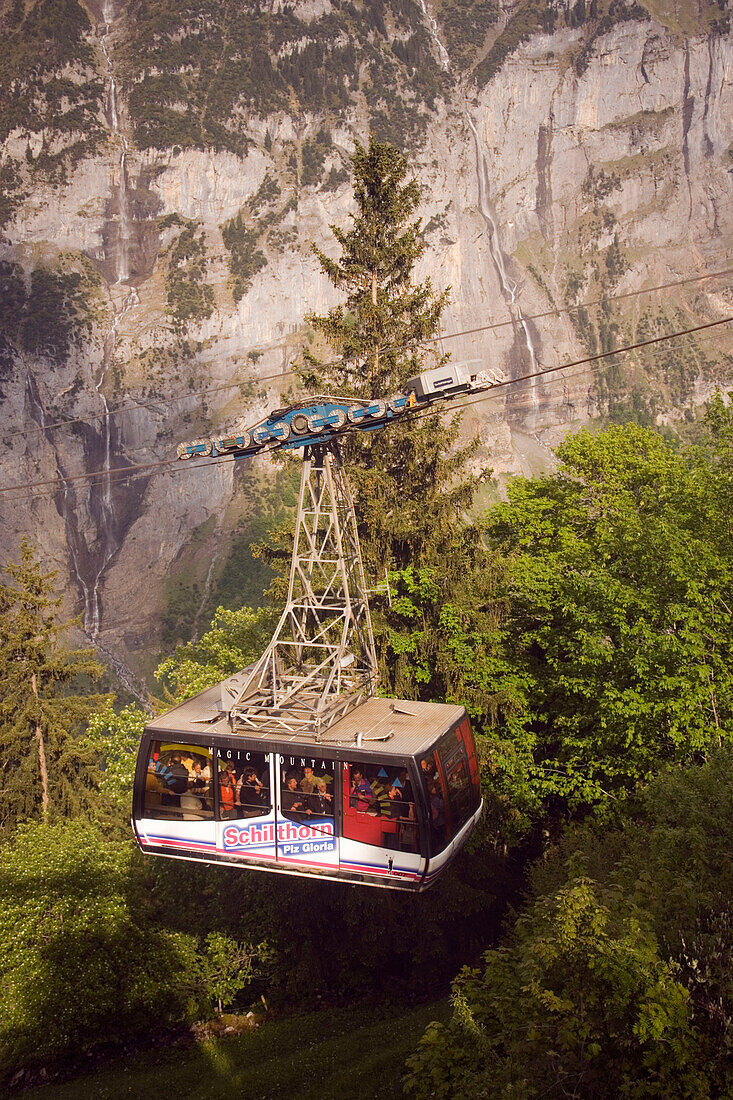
(303, 135), (488, 577)
(0, 539), (110, 835)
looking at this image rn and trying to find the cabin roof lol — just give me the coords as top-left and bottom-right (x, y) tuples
(145, 681), (464, 759)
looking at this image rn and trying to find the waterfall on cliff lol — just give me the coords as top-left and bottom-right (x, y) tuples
(466, 113), (540, 418)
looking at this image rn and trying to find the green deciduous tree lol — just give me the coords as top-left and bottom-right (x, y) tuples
(0, 538), (109, 834)
(155, 604), (276, 702)
(0, 820), (273, 1082)
(404, 745), (733, 1099)
(531, 749), (733, 1097)
(405, 880), (701, 1099)
(201, 931), (271, 1016)
(81, 702), (149, 812)
(0, 820), (201, 1080)
(435, 421), (733, 819)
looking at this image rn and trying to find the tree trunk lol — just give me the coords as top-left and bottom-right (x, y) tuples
(371, 267), (379, 386)
(31, 673), (49, 815)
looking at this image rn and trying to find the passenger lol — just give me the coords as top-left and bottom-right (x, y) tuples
(190, 761), (208, 793)
(397, 767), (415, 807)
(190, 761), (210, 810)
(168, 753), (190, 793)
(429, 779), (446, 846)
(219, 763), (237, 818)
(300, 765), (317, 794)
(145, 759), (163, 807)
(386, 780), (413, 821)
(240, 766), (266, 810)
(161, 752), (190, 807)
(420, 757), (437, 784)
(311, 778), (333, 817)
(282, 775), (309, 819)
(350, 768), (375, 813)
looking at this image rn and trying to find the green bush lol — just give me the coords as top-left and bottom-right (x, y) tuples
(0, 821), (202, 1080)
(406, 751), (733, 1098)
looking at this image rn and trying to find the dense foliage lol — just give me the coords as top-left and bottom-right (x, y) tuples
(165, 220), (215, 334)
(0, 0), (105, 226)
(405, 750), (733, 1098)
(0, 258), (99, 375)
(0, 820), (268, 1079)
(123, 0), (447, 153)
(381, 415), (733, 829)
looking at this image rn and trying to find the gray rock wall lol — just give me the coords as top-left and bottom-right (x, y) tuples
(1, 7), (731, 686)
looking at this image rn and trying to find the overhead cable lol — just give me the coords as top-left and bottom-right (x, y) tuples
(4, 264), (731, 443)
(2, 314), (731, 499)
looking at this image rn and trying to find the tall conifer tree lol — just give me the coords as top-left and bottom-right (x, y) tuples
(0, 539), (109, 834)
(303, 135), (488, 577)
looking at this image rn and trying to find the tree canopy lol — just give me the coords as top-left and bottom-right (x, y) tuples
(406, 749), (733, 1098)
(407, 420), (733, 824)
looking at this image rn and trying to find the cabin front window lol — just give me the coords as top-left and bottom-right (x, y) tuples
(143, 741), (213, 821)
(342, 761), (419, 853)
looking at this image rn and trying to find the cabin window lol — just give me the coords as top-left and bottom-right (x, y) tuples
(143, 741), (214, 821)
(342, 761), (419, 853)
(421, 719), (480, 851)
(216, 749), (271, 820)
(279, 756), (335, 825)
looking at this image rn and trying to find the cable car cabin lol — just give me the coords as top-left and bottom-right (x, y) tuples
(132, 689), (483, 891)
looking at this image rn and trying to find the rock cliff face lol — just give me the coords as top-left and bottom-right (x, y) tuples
(0, 0), (731, 689)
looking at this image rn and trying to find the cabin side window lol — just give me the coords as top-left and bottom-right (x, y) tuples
(279, 757), (335, 825)
(216, 749), (271, 820)
(342, 761), (419, 854)
(143, 741), (214, 821)
(420, 718), (480, 852)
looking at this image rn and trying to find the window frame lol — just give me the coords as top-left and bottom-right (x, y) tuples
(142, 739), (215, 822)
(427, 717), (481, 852)
(214, 746), (273, 822)
(341, 757), (423, 855)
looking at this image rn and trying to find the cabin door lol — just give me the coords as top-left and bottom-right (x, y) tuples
(275, 754), (339, 870)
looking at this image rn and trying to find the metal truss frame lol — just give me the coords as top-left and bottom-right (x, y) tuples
(226, 444), (378, 740)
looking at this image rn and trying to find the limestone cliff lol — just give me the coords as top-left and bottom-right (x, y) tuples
(0, 0), (731, 690)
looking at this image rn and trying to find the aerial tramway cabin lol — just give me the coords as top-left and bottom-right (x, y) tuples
(132, 687), (482, 891)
